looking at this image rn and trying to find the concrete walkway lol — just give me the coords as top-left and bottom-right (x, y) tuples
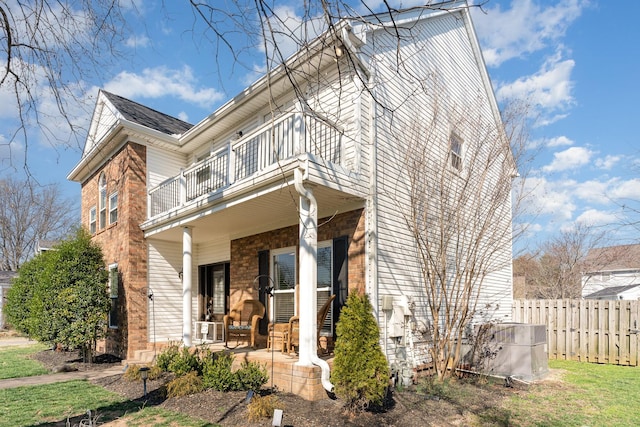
(0, 337), (126, 390)
(0, 365), (126, 389)
(0, 336), (33, 348)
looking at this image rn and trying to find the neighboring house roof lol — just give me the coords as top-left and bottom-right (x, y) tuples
(36, 240), (59, 253)
(584, 284), (640, 300)
(583, 244), (640, 273)
(101, 91), (193, 136)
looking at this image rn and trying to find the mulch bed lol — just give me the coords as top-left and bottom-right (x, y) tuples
(29, 348), (518, 426)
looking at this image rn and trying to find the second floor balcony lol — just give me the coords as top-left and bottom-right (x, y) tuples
(148, 111), (350, 219)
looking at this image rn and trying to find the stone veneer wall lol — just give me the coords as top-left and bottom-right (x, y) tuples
(229, 208), (366, 306)
(81, 142), (148, 359)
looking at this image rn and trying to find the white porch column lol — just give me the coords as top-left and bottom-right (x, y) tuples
(296, 180), (318, 367)
(182, 226), (193, 347)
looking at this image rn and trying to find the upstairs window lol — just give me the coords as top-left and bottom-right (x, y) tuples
(89, 206), (97, 234)
(99, 173), (107, 229)
(450, 133), (463, 171)
(109, 192), (118, 224)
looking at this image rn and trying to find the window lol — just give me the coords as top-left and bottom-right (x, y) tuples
(89, 207), (97, 234)
(268, 243), (336, 332)
(108, 192), (118, 224)
(450, 133), (463, 171)
(99, 173), (107, 229)
(108, 264), (118, 328)
(271, 247), (296, 323)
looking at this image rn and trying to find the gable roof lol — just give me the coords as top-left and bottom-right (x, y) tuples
(584, 244), (640, 273)
(584, 284), (640, 300)
(101, 91), (193, 136)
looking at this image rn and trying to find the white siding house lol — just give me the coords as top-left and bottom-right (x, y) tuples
(68, 0), (512, 396)
(582, 244), (640, 299)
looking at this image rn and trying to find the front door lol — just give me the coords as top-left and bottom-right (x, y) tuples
(198, 262), (230, 322)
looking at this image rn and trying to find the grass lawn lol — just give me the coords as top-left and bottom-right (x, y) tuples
(503, 359), (640, 426)
(0, 380), (214, 427)
(0, 343), (49, 379)
(1, 343), (639, 426)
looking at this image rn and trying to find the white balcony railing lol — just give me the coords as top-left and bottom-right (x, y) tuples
(149, 111), (343, 218)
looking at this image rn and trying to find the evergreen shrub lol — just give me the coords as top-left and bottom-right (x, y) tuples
(331, 292), (390, 411)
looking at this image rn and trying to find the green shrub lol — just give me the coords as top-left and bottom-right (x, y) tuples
(155, 342), (180, 372)
(332, 292), (390, 411)
(202, 351), (238, 391)
(155, 343), (202, 376)
(123, 364), (163, 381)
(5, 228), (110, 362)
(166, 371), (203, 397)
(247, 394), (282, 421)
(201, 351), (268, 392)
(236, 360), (268, 392)
(168, 347), (202, 376)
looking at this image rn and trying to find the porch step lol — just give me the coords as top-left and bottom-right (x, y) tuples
(122, 348), (158, 367)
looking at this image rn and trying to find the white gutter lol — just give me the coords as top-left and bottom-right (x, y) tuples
(293, 164), (334, 394)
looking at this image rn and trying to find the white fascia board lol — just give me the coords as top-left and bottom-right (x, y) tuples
(67, 118), (180, 183)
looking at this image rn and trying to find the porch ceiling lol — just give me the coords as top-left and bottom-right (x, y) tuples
(143, 181), (364, 244)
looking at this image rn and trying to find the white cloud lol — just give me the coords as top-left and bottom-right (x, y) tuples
(103, 66), (224, 109)
(575, 209), (618, 227)
(542, 146), (593, 173)
(258, 6), (326, 62)
(118, 0), (145, 12)
(125, 35), (150, 48)
(572, 178), (613, 204)
(497, 49), (575, 119)
(546, 136), (574, 147)
(0, 133), (24, 167)
(242, 63), (268, 87)
(472, 0), (587, 67)
(177, 111), (189, 122)
(609, 178), (640, 200)
(595, 155), (621, 170)
(520, 176), (576, 220)
(0, 86), (18, 120)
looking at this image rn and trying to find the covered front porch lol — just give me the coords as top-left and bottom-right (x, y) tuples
(142, 156), (366, 399)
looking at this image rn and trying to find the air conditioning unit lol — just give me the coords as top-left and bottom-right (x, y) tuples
(477, 323), (548, 382)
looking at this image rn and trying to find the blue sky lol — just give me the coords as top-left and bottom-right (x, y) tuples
(1, 0), (638, 252)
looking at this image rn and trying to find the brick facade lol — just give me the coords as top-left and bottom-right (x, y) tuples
(229, 208), (366, 306)
(81, 142), (148, 359)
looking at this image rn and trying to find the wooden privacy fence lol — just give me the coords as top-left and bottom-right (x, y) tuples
(512, 299), (640, 366)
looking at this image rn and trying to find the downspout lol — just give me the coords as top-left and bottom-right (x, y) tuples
(294, 165), (334, 394)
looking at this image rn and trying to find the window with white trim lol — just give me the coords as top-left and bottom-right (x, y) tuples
(108, 264), (119, 328)
(450, 133), (463, 171)
(271, 247), (296, 323)
(89, 206), (97, 234)
(99, 173), (107, 229)
(109, 191), (118, 224)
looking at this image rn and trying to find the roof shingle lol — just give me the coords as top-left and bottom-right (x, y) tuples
(101, 90), (193, 136)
